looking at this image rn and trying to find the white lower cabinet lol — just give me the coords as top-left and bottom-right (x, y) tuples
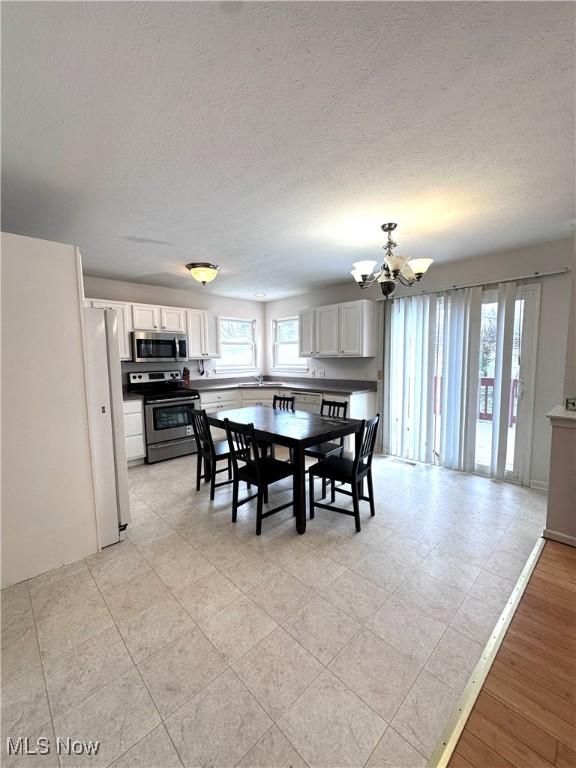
(321, 391), (377, 455)
(199, 390), (241, 440)
(123, 399), (145, 461)
(240, 388), (278, 407)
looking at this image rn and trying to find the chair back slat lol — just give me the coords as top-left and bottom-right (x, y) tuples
(224, 419), (261, 481)
(190, 409), (215, 457)
(353, 414), (380, 473)
(320, 399), (348, 419)
(273, 394), (295, 412)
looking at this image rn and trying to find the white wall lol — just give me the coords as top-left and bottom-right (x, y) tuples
(562, 240), (576, 400)
(1, 233), (98, 587)
(83, 276), (266, 380)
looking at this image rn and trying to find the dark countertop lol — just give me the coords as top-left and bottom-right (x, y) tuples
(123, 378), (377, 400)
(182, 379), (377, 396)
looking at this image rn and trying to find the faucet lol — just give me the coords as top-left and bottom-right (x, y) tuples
(255, 375), (264, 386)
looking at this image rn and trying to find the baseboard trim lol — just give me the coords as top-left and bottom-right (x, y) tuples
(427, 537), (545, 768)
(544, 529), (576, 548)
(529, 479), (549, 491)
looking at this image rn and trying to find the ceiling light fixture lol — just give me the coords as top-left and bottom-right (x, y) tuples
(185, 262), (220, 285)
(351, 223), (433, 298)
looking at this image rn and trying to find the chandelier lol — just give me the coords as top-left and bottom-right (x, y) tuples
(350, 223), (433, 298)
(186, 262), (220, 285)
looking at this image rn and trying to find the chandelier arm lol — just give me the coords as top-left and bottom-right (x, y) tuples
(397, 273), (415, 287)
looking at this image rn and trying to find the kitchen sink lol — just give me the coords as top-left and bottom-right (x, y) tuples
(237, 382), (284, 388)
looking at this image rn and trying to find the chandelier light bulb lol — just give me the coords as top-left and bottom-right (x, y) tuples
(408, 258), (434, 278)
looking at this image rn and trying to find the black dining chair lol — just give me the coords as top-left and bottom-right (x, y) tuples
(262, 394), (296, 460)
(224, 418), (294, 535)
(190, 409), (233, 501)
(308, 414), (380, 532)
(305, 399), (348, 495)
(272, 394), (295, 412)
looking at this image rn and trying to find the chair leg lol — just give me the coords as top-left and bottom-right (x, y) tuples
(196, 451), (202, 491)
(263, 484), (269, 504)
(330, 479), (336, 503)
(210, 459), (216, 501)
(256, 489), (264, 535)
(309, 472), (315, 519)
(367, 471), (375, 517)
(352, 481), (361, 533)
(231, 480), (239, 523)
(204, 457), (210, 484)
(228, 457), (232, 480)
(321, 475), (327, 500)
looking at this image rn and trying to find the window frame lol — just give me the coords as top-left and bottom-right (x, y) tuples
(271, 316), (307, 371)
(216, 316), (258, 372)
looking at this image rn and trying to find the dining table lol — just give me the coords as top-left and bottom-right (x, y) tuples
(206, 405), (362, 534)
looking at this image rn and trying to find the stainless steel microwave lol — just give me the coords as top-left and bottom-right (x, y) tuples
(131, 331), (188, 363)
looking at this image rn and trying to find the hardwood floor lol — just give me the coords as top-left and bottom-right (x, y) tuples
(447, 540), (576, 768)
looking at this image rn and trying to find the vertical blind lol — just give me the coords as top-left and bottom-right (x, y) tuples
(384, 282), (529, 480)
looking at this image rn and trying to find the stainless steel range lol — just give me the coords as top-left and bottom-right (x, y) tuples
(128, 371), (200, 463)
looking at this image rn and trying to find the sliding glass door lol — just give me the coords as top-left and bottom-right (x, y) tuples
(384, 282), (540, 486)
(473, 284), (540, 481)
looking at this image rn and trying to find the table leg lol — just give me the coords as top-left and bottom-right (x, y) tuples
(293, 444), (306, 534)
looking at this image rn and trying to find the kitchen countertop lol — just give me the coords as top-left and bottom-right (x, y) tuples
(181, 379), (377, 396)
(123, 378), (377, 400)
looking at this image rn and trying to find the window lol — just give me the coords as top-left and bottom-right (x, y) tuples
(218, 318), (257, 369)
(273, 317), (306, 369)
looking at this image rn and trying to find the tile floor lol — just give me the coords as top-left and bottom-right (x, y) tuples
(1, 454), (547, 768)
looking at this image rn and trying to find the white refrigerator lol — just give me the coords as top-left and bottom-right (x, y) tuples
(84, 307), (131, 548)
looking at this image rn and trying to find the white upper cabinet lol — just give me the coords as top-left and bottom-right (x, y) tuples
(315, 304), (340, 356)
(298, 299), (375, 358)
(203, 312), (220, 357)
(132, 304), (160, 331)
(91, 300), (132, 360)
(187, 309), (221, 359)
(298, 308), (315, 357)
(339, 300), (364, 356)
(160, 306), (186, 333)
(187, 309), (205, 358)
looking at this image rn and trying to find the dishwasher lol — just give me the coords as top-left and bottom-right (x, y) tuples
(292, 391), (322, 414)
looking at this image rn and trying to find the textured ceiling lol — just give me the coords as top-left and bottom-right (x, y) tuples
(2, 1), (574, 300)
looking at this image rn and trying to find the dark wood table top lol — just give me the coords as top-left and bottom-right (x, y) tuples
(206, 405), (362, 449)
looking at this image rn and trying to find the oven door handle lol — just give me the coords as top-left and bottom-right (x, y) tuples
(146, 398), (198, 406)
